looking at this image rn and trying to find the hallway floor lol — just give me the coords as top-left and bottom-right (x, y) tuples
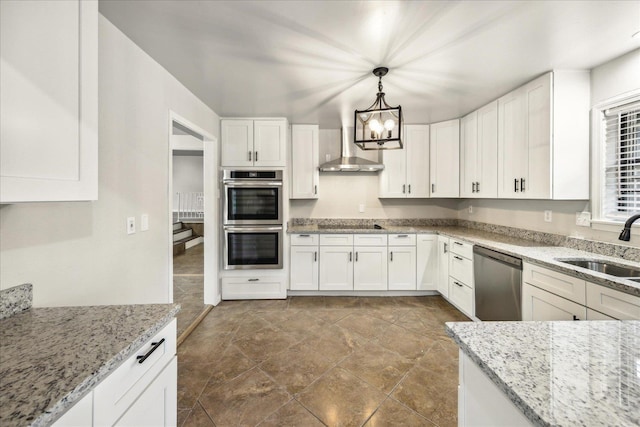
(173, 244), (208, 338)
(177, 296), (469, 427)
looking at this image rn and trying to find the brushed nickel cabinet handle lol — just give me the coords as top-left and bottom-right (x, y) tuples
(255, 151), (258, 162)
(248, 151), (252, 161)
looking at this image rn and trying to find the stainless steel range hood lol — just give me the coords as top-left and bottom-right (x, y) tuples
(318, 127), (384, 172)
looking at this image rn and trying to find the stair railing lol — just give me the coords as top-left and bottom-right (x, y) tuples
(174, 192), (204, 221)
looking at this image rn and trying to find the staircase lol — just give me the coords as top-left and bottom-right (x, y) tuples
(173, 222), (203, 256)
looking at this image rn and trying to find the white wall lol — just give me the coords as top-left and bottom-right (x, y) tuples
(0, 15), (220, 306)
(172, 155), (204, 194)
(457, 49), (640, 246)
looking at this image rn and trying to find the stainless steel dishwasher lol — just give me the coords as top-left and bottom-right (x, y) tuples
(473, 246), (522, 321)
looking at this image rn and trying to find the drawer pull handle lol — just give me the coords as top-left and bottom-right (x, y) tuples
(397, 234), (408, 238)
(454, 241), (463, 246)
(248, 278), (259, 282)
(573, 315), (580, 321)
(453, 255), (463, 261)
(137, 338), (165, 364)
(299, 234), (310, 237)
(454, 281), (463, 287)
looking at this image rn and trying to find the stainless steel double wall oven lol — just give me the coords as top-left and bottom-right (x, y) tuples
(222, 170), (283, 269)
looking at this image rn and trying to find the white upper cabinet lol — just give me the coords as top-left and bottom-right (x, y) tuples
(0, 0), (98, 202)
(430, 119), (460, 198)
(460, 101), (498, 198)
(497, 71), (590, 199)
(221, 119), (287, 167)
(379, 124), (429, 198)
(290, 124), (319, 199)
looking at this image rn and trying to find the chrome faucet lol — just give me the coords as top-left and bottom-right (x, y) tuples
(618, 214), (640, 241)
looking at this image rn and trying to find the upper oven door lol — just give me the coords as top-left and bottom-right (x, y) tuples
(223, 181), (283, 225)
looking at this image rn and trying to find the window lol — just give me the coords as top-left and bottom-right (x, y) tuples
(600, 99), (640, 222)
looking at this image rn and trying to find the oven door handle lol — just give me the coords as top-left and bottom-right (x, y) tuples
(222, 181), (282, 187)
(224, 226), (283, 233)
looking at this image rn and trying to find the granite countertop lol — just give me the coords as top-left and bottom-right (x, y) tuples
(0, 303), (180, 427)
(287, 223), (640, 296)
(446, 320), (640, 427)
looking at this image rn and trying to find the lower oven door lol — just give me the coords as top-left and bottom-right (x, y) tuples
(223, 226), (283, 270)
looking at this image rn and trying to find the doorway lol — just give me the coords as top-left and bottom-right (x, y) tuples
(168, 112), (219, 343)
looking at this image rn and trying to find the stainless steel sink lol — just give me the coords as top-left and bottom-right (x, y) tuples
(556, 259), (640, 278)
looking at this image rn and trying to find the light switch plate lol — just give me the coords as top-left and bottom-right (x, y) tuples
(358, 204), (365, 213)
(127, 217), (136, 234)
(141, 214), (149, 231)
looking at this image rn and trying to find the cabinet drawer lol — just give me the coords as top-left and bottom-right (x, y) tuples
(388, 234), (416, 246)
(320, 234), (353, 246)
(450, 253), (474, 286)
(586, 308), (616, 321)
(354, 234), (388, 246)
(449, 277), (473, 316)
(450, 239), (473, 259)
(291, 233), (319, 246)
(586, 282), (639, 320)
(94, 319), (176, 426)
(221, 276), (286, 300)
(522, 283), (586, 321)
(523, 263), (586, 305)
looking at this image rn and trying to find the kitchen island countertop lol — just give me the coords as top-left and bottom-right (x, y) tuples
(446, 320), (640, 427)
(0, 303), (180, 426)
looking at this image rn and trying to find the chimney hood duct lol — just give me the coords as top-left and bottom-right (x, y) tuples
(319, 127), (384, 172)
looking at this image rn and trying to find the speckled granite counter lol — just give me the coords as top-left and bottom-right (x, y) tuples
(0, 303), (180, 426)
(446, 320), (640, 427)
(288, 220), (640, 296)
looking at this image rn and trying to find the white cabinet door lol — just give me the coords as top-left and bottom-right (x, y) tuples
(290, 125), (319, 199)
(221, 120), (254, 167)
(522, 74), (551, 199)
(586, 308), (616, 321)
(379, 141), (407, 198)
(417, 235), (438, 291)
(476, 101), (498, 198)
(497, 87), (526, 198)
(0, 0), (98, 202)
(115, 357), (177, 427)
(522, 283), (586, 321)
(290, 246), (319, 290)
(388, 246), (416, 290)
(354, 246), (388, 291)
(254, 120), (287, 167)
(52, 392), (93, 427)
(405, 125), (430, 198)
(437, 236), (450, 297)
(319, 246), (353, 290)
(430, 119), (460, 198)
(460, 111), (478, 198)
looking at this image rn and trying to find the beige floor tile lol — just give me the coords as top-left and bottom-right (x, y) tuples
(336, 312), (392, 340)
(206, 344), (258, 387)
(340, 341), (414, 393)
(308, 309), (351, 324)
(288, 296), (327, 309)
(177, 361), (216, 410)
(324, 296), (362, 309)
(365, 398), (435, 427)
(373, 323), (436, 361)
(199, 368), (290, 427)
(274, 312), (328, 342)
(233, 314), (272, 339)
(258, 399), (325, 426)
(232, 325), (299, 363)
(182, 402), (216, 426)
(297, 367), (387, 427)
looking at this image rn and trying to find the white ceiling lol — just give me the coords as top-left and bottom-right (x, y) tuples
(99, 0), (640, 128)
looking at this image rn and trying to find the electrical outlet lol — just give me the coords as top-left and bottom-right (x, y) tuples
(141, 214), (149, 231)
(576, 211), (591, 227)
(127, 217), (136, 234)
(544, 210), (552, 222)
(468, 205), (473, 214)
(359, 204), (365, 213)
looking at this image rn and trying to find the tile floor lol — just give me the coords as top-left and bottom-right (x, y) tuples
(173, 244), (208, 337)
(177, 296), (470, 426)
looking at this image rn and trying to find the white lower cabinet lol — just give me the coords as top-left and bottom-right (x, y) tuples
(522, 283), (586, 321)
(388, 246), (416, 290)
(290, 234), (319, 291)
(586, 308), (616, 320)
(417, 235), (438, 291)
(458, 351), (533, 427)
(437, 236), (450, 297)
(449, 277), (473, 316)
(222, 276), (286, 299)
(585, 281), (640, 320)
(354, 246), (388, 291)
(55, 320), (178, 427)
(319, 246), (353, 290)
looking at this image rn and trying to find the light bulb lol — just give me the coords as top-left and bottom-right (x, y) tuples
(384, 119), (395, 131)
(369, 119), (380, 133)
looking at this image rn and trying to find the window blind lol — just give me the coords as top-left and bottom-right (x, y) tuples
(602, 100), (640, 221)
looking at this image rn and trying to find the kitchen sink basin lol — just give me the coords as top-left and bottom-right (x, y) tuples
(556, 259), (640, 278)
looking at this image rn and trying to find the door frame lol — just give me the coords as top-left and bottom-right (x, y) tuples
(168, 110), (220, 306)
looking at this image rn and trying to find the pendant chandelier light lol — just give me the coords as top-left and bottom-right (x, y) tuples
(354, 67), (403, 150)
